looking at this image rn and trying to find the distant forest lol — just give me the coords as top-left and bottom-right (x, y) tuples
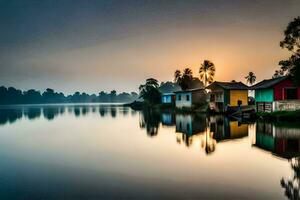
(0, 86), (139, 105)
(0, 82), (180, 105)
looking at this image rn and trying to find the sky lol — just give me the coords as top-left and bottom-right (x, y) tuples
(0, 0), (300, 94)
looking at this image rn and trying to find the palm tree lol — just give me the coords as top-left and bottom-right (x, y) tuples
(183, 68), (193, 78)
(199, 60), (216, 87)
(174, 70), (182, 83)
(139, 78), (161, 104)
(245, 72), (256, 86)
(174, 68), (195, 90)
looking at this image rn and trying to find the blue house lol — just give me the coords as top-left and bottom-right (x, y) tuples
(161, 93), (175, 104)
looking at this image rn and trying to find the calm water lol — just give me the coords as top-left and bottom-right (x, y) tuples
(0, 104), (299, 199)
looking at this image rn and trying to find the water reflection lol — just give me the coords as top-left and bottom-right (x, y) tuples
(210, 116), (249, 142)
(139, 110), (251, 155)
(251, 121), (300, 199)
(281, 157), (300, 200)
(1, 105), (300, 199)
(0, 105), (134, 126)
(254, 121), (300, 159)
(139, 109), (160, 137)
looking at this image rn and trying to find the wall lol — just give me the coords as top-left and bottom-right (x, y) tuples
(229, 90), (248, 106)
(255, 89), (274, 102)
(273, 100), (300, 111)
(175, 92), (192, 108)
(274, 79), (300, 100)
(192, 90), (207, 105)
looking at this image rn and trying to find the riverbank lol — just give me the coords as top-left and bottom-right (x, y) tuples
(256, 110), (300, 122)
(124, 101), (208, 113)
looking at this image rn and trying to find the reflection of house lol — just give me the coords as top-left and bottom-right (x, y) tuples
(174, 88), (207, 109)
(161, 93), (175, 104)
(251, 76), (300, 112)
(254, 121), (300, 159)
(206, 81), (249, 112)
(209, 116), (249, 142)
(175, 114), (206, 147)
(161, 113), (175, 126)
(175, 114), (205, 135)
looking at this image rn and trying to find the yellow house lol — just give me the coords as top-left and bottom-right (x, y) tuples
(206, 81), (249, 112)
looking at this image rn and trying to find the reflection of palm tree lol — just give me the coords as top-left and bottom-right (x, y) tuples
(281, 157), (300, 200)
(199, 60), (216, 87)
(201, 118), (216, 155)
(139, 109), (160, 137)
(204, 132), (216, 154)
(245, 72), (256, 86)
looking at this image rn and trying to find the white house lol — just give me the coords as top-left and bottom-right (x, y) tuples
(174, 88), (207, 109)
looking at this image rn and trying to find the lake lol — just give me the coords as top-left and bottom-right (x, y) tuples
(0, 104), (299, 199)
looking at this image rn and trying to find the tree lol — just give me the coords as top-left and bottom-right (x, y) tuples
(174, 68), (198, 90)
(23, 89), (42, 103)
(273, 69), (285, 79)
(159, 81), (181, 93)
(245, 72), (256, 85)
(199, 60), (216, 87)
(139, 78), (161, 105)
(278, 16), (300, 85)
(110, 90), (117, 102)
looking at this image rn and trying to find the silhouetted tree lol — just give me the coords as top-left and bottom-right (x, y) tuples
(273, 69), (285, 78)
(139, 78), (161, 105)
(174, 68), (193, 90)
(110, 90), (117, 102)
(278, 16), (300, 85)
(199, 60), (216, 87)
(23, 89), (42, 104)
(245, 72), (256, 85)
(174, 68), (204, 90)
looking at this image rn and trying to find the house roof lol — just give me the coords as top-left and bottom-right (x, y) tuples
(206, 81), (249, 90)
(250, 76), (288, 90)
(174, 87), (205, 93)
(161, 92), (175, 96)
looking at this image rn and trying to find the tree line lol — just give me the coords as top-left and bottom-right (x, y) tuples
(0, 86), (139, 105)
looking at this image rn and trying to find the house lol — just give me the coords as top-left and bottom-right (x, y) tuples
(161, 93), (175, 104)
(161, 113), (175, 126)
(206, 81), (249, 112)
(254, 121), (300, 159)
(209, 116), (248, 142)
(175, 114), (206, 147)
(174, 88), (207, 109)
(251, 76), (300, 112)
(175, 114), (206, 135)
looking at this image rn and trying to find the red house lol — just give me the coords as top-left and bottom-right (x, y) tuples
(251, 76), (300, 112)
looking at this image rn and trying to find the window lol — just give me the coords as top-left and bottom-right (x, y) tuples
(178, 94), (181, 101)
(210, 94), (215, 102)
(186, 94), (190, 101)
(285, 88), (298, 100)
